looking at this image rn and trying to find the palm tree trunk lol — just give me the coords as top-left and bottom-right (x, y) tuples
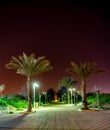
(27, 77), (32, 112)
(81, 81), (88, 110)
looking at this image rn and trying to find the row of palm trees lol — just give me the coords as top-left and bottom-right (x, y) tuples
(5, 52), (105, 112)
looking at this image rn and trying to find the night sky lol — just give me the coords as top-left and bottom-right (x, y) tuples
(0, 1), (110, 94)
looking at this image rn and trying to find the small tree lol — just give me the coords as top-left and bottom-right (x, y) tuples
(47, 88), (55, 103)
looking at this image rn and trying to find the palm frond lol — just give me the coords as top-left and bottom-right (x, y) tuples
(70, 61), (80, 73)
(5, 52), (53, 78)
(90, 69), (106, 77)
(66, 68), (79, 78)
(66, 61), (106, 82)
(58, 77), (77, 89)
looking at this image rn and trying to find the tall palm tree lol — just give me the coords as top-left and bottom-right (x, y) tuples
(5, 52), (53, 112)
(58, 77), (77, 103)
(66, 62), (105, 110)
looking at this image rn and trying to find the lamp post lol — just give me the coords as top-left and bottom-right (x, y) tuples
(94, 86), (101, 108)
(69, 88), (76, 105)
(33, 82), (39, 108)
(69, 88), (72, 104)
(43, 92), (46, 104)
(73, 88), (76, 105)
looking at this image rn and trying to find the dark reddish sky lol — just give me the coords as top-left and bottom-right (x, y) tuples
(0, 1), (110, 94)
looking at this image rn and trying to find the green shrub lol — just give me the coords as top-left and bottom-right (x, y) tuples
(87, 93), (110, 108)
(0, 100), (7, 106)
(99, 93), (110, 104)
(3, 94), (26, 101)
(6, 100), (27, 109)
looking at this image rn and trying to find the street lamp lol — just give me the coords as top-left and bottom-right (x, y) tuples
(43, 92), (47, 104)
(69, 88), (76, 104)
(73, 88), (76, 105)
(94, 86), (101, 108)
(33, 82), (39, 108)
(69, 88), (72, 104)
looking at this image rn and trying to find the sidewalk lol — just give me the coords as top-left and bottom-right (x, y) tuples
(0, 104), (110, 130)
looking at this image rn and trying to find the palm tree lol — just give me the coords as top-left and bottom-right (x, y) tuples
(66, 62), (105, 110)
(58, 77), (77, 104)
(5, 52), (53, 112)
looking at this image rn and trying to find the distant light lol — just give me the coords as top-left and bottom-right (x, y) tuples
(69, 88), (72, 91)
(69, 88), (76, 91)
(33, 82), (39, 88)
(73, 88), (76, 91)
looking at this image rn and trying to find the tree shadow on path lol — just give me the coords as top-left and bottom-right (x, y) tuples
(0, 113), (31, 129)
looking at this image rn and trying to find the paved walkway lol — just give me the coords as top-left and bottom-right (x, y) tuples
(0, 104), (110, 130)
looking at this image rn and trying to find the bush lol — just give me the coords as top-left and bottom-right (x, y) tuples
(99, 93), (110, 104)
(87, 93), (110, 109)
(6, 100), (27, 109)
(0, 100), (7, 107)
(3, 94), (26, 101)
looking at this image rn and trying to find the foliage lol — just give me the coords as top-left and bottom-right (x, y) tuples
(58, 77), (77, 89)
(3, 94), (26, 100)
(66, 61), (105, 110)
(58, 77), (77, 103)
(87, 92), (96, 104)
(99, 93), (110, 104)
(47, 88), (55, 103)
(5, 52), (53, 77)
(5, 52), (53, 112)
(7, 100), (27, 109)
(67, 62), (105, 81)
(0, 94), (28, 110)
(0, 93), (110, 111)
(87, 93), (110, 107)
(57, 89), (63, 102)
(0, 100), (7, 106)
